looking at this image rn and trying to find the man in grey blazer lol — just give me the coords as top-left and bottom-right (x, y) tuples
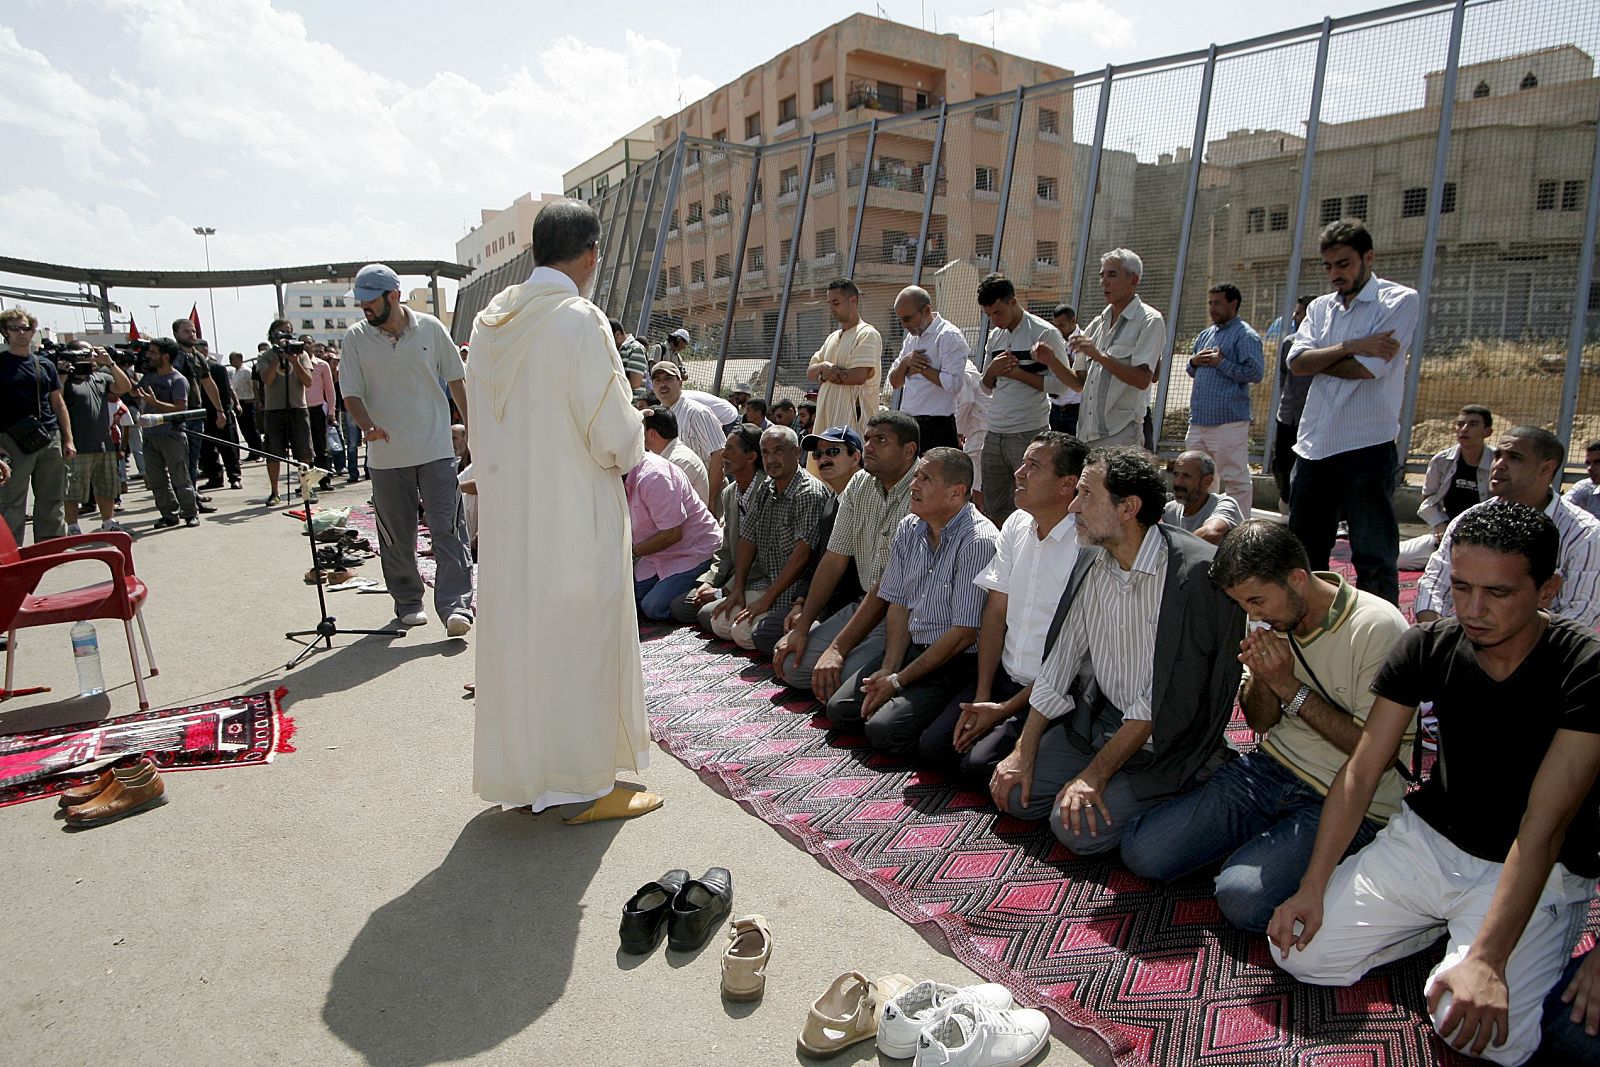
(989, 446), (1245, 853)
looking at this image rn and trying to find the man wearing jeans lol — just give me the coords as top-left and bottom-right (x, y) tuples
(1120, 520), (1408, 932)
(1286, 220), (1418, 605)
(340, 263), (475, 635)
(625, 450), (720, 621)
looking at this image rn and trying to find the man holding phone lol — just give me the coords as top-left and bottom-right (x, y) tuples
(975, 273), (1068, 524)
(887, 286), (969, 453)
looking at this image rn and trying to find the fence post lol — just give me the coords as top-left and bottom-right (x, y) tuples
(1558, 94), (1600, 488)
(1153, 46), (1218, 450)
(1261, 18), (1332, 474)
(990, 85), (1028, 274)
(1069, 67), (1114, 312)
(912, 103), (949, 286)
(634, 135), (688, 341)
(609, 148), (656, 317)
(764, 135), (819, 404)
(845, 120), (879, 279)
(593, 183), (625, 311)
(713, 148), (765, 396)
(1397, 0), (1467, 467)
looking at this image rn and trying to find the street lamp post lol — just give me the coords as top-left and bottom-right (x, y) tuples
(147, 304), (161, 334)
(193, 226), (218, 347)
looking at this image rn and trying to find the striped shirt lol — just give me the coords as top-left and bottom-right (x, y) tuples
(826, 466), (916, 590)
(878, 504), (1000, 646)
(1416, 494), (1600, 629)
(739, 467), (829, 615)
(666, 395), (726, 469)
(1034, 525), (1169, 731)
(1288, 275), (1419, 461)
(1185, 315), (1264, 427)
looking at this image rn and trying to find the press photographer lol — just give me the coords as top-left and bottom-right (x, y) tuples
(0, 307), (76, 545)
(134, 337), (200, 529)
(55, 341), (131, 534)
(171, 318), (224, 497)
(256, 319), (316, 507)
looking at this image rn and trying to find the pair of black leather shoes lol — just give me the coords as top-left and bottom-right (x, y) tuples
(619, 867), (733, 954)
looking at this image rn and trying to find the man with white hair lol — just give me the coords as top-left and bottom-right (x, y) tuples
(887, 286), (970, 453)
(1048, 249), (1164, 449)
(1163, 450), (1244, 545)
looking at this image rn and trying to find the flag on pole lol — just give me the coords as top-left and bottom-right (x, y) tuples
(128, 317), (140, 342)
(189, 303), (203, 341)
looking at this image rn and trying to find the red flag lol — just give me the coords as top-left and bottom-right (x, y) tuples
(189, 304), (203, 341)
(128, 317), (140, 342)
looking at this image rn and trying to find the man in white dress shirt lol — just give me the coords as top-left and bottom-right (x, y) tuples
(887, 286), (970, 453)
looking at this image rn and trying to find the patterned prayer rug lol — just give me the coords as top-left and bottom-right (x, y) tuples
(642, 612), (1590, 1067)
(0, 688), (294, 808)
(343, 504), (467, 589)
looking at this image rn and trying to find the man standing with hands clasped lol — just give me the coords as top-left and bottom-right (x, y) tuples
(340, 263), (475, 636)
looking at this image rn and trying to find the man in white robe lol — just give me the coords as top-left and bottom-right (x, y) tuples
(466, 198), (659, 822)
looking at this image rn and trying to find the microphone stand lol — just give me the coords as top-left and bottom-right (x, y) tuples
(182, 422), (404, 667)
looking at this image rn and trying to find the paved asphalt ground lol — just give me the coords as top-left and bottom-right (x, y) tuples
(0, 462), (1089, 1067)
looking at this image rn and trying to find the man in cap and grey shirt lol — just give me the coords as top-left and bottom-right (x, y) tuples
(340, 263), (475, 635)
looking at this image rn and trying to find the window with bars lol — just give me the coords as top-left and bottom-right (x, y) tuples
(749, 246), (766, 271)
(691, 260), (706, 284)
(1347, 194), (1368, 221)
(975, 234), (994, 261)
(1536, 180), (1558, 211)
(687, 201), (703, 223)
(1269, 207), (1289, 232)
(815, 153), (837, 184)
(1035, 240), (1059, 266)
(1037, 108), (1059, 135)
(715, 253), (732, 278)
(1036, 175), (1058, 201)
(1320, 197), (1342, 225)
(1246, 208), (1266, 234)
(712, 192), (732, 217)
(1563, 180), (1586, 212)
(814, 78), (834, 108)
(976, 165), (998, 193)
(668, 266), (682, 288)
(816, 229), (837, 257)
(1401, 188), (1427, 218)
(781, 167), (800, 195)
(780, 238), (792, 265)
(1441, 182), (1457, 214)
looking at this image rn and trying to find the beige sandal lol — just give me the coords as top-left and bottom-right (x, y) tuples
(797, 970), (914, 1057)
(721, 914), (772, 1002)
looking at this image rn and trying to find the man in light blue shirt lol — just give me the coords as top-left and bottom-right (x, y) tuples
(1184, 283), (1263, 516)
(1285, 220), (1419, 606)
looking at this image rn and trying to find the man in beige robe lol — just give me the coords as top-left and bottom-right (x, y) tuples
(806, 278), (882, 457)
(466, 198), (659, 822)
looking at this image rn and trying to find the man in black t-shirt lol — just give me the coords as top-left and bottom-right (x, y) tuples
(1269, 503), (1600, 1065)
(0, 308), (76, 544)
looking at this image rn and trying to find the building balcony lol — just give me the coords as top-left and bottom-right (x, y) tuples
(1038, 129), (1063, 144)
(809, 102), (835, 122)
(775, 118), (798, 137)
(742, 134), (762, 147)
(685, 220), (703, 234)
(713, 274), (731, 287)
(844, 85), (943, 116)
(690, 280), (706, 291)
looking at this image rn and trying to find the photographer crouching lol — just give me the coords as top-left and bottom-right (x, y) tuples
(0, 307), (75, 544)
(56, 341), (132, 534)
(133, 338), (200, 528)
(257, 319), (317, 507)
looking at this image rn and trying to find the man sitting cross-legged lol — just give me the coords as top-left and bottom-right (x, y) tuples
(771, 412), (920, 697)
(918, 431), (1085, 784)
(989, 446), (1245, 854)
(1119, 520), (1409, 932)
(674, 424), (767, 626)
(1269, 503), (1600, 1066)
(825, 448), (1000, 757)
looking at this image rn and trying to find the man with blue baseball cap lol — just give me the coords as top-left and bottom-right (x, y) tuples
(339, 263), (475, 636)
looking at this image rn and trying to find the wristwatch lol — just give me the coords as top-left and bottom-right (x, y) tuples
(1282, 684), (1311, 719)
(888, 673), (904, 694)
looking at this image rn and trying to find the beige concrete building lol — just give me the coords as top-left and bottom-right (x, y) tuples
(564, 120), (659, 203)
(455, 192), (565, 276)
(404, 287), (452, 332)
(284, 280), (357, 347)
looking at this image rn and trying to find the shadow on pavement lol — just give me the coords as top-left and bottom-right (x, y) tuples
(323, 808), (619, 1066)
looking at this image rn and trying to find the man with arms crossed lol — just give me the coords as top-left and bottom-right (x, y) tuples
(1270, 504), (1600, 1065)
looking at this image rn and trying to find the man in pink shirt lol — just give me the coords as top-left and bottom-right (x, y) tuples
(303, 340), (338, 490)
(627, 450), (723, 620)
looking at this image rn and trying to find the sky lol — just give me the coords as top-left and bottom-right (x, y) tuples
(0, 0), (1471, 351)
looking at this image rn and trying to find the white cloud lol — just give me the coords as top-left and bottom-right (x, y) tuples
(0, 25), (146, 173)
(948, 0), (1135, 55)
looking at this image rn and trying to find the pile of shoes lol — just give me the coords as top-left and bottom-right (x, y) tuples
(618, 867), (773, 1001)
(55, 757), (167, 829)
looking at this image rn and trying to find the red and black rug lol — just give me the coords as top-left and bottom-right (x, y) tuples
(640, 551), (1580, 1067)
(0, 688), (294, 808)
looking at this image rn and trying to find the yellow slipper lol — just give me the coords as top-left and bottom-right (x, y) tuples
(562, 787), (663, 825)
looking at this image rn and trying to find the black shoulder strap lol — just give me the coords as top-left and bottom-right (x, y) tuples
(1286, 636), (1421, 784)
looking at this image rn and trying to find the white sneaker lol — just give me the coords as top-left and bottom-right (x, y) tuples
(446, 613), (473, 638)
(67, 523), (82, 535)
(913, 999), (1049, 1067)
(400, 610), (428, 627)
(100, 519), (123, 533)
(880, 982), (1013, 1059)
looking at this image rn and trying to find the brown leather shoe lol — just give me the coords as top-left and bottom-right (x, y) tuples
(64, 764), (166, 828)
(57, 769), (115, 808)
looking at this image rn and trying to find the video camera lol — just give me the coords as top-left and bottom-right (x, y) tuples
(269, 329), (307, 358)
(110, 339), (151, 374)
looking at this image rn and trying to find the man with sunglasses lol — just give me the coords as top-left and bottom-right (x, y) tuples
(0, 308), (74, 544)
(887, 286), (970, 453)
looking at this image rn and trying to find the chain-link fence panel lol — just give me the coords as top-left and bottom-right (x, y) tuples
(995, 83), (1076, 329)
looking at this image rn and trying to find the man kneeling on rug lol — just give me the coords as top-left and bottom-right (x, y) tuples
(1118, 520), (1409, 931)
(989, 446), (1245, 855)
(1269, 503), (1600, 1066)
(824, 448), (999, 756)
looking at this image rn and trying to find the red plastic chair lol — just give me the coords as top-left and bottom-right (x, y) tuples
(0, 524), (158, 710)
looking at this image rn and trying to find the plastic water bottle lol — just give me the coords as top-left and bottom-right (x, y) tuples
(71, 621), (105, 697)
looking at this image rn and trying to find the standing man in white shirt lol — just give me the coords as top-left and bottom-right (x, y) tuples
(340, 263), (475, 635)
(887, 285), (969, 453)
(1048, 249), (1163, 451)
(1286, 220), (1419, 606)
(806, 279), (883, 444)
(649, 361), (725, 506)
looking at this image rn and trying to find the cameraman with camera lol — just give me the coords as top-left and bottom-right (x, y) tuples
(0, 307), (75, 545)
(56, 341), (131, 534)
(134, 338), (199, 528)
(257, 318), (316, 507)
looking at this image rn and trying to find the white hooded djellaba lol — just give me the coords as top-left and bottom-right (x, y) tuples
(466, 266), (648, 811)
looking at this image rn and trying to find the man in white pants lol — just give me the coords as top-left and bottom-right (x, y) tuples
(1268, 503), (1600, 1065)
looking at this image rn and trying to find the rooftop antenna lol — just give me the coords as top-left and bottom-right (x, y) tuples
(980, 7), (996, 47)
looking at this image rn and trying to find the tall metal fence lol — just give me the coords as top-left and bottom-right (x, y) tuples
(454, 0), (1600, 476)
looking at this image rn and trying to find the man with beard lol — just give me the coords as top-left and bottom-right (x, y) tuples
(1162, 450), (1244, 545)
(1120, 520), (1408, 933)
(805, 279), (882, 445)
(340, 263), (474, 635)
(467, 200), (658, 822)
